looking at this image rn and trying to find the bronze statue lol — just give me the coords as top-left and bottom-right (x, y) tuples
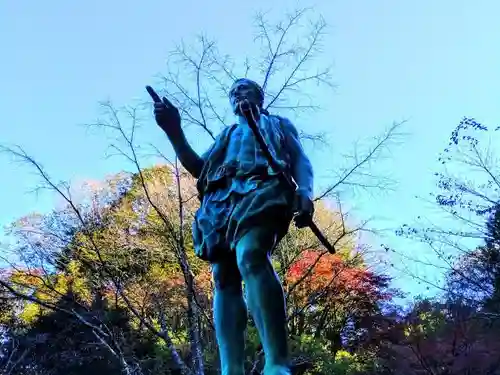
(147, 78), (314, 375)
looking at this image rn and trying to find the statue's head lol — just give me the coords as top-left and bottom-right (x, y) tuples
(229, 78), (264, 115)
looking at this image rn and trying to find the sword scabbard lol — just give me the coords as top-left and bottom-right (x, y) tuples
(239, 101), (336, 254)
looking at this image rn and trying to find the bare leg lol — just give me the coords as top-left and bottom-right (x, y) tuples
(212, 259), (247, 375)
(235, 228), (291, 375)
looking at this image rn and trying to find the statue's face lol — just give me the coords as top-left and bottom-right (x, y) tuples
(229, 79), (263, 115)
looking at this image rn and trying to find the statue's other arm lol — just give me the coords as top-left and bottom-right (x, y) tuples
(281, 117), (314, 199)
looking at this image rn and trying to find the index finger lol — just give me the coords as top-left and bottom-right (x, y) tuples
(146, 85), (162, 103)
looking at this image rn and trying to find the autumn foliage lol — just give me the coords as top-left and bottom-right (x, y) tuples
(1, 6), (500, 374)
(0, 164), (395, 375)
(287, 250), (392, 302)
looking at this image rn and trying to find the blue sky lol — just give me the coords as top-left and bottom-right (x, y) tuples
(1, 0), (499, 298)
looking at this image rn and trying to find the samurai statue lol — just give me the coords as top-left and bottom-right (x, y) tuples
(148, 78), (314, 375)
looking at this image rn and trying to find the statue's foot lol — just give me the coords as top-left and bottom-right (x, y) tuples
(263, 364), (292, 375)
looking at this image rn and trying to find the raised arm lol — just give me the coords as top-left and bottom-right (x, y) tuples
(280, 117), (314, 200)
(146, 86), (204, 178)
(168, 133), (205, 179)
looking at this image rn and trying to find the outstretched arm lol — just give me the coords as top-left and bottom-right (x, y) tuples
(170, 135), (205, 179)
(281, 117), (314, 199)
(147, 86), (204, 178)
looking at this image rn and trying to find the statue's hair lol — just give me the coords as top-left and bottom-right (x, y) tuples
(229, 78), (269, 115)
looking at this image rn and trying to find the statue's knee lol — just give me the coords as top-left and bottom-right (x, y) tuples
(235, 229), (276, 277)
(236, 245), (268, 278)
(212, 262), (242, 291)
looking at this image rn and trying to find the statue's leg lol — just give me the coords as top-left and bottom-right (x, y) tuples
(212, 254), (247, 375)
(235, 227), (290, 375)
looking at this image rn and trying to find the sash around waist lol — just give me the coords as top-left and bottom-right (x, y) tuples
(208, 162), (281, 183)
(204, 163), (286, 199)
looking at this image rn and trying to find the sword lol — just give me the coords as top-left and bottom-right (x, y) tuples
(238, 100), (336, 254)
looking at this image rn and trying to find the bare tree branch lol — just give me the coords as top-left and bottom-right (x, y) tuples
(315, 120), (407, 201)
